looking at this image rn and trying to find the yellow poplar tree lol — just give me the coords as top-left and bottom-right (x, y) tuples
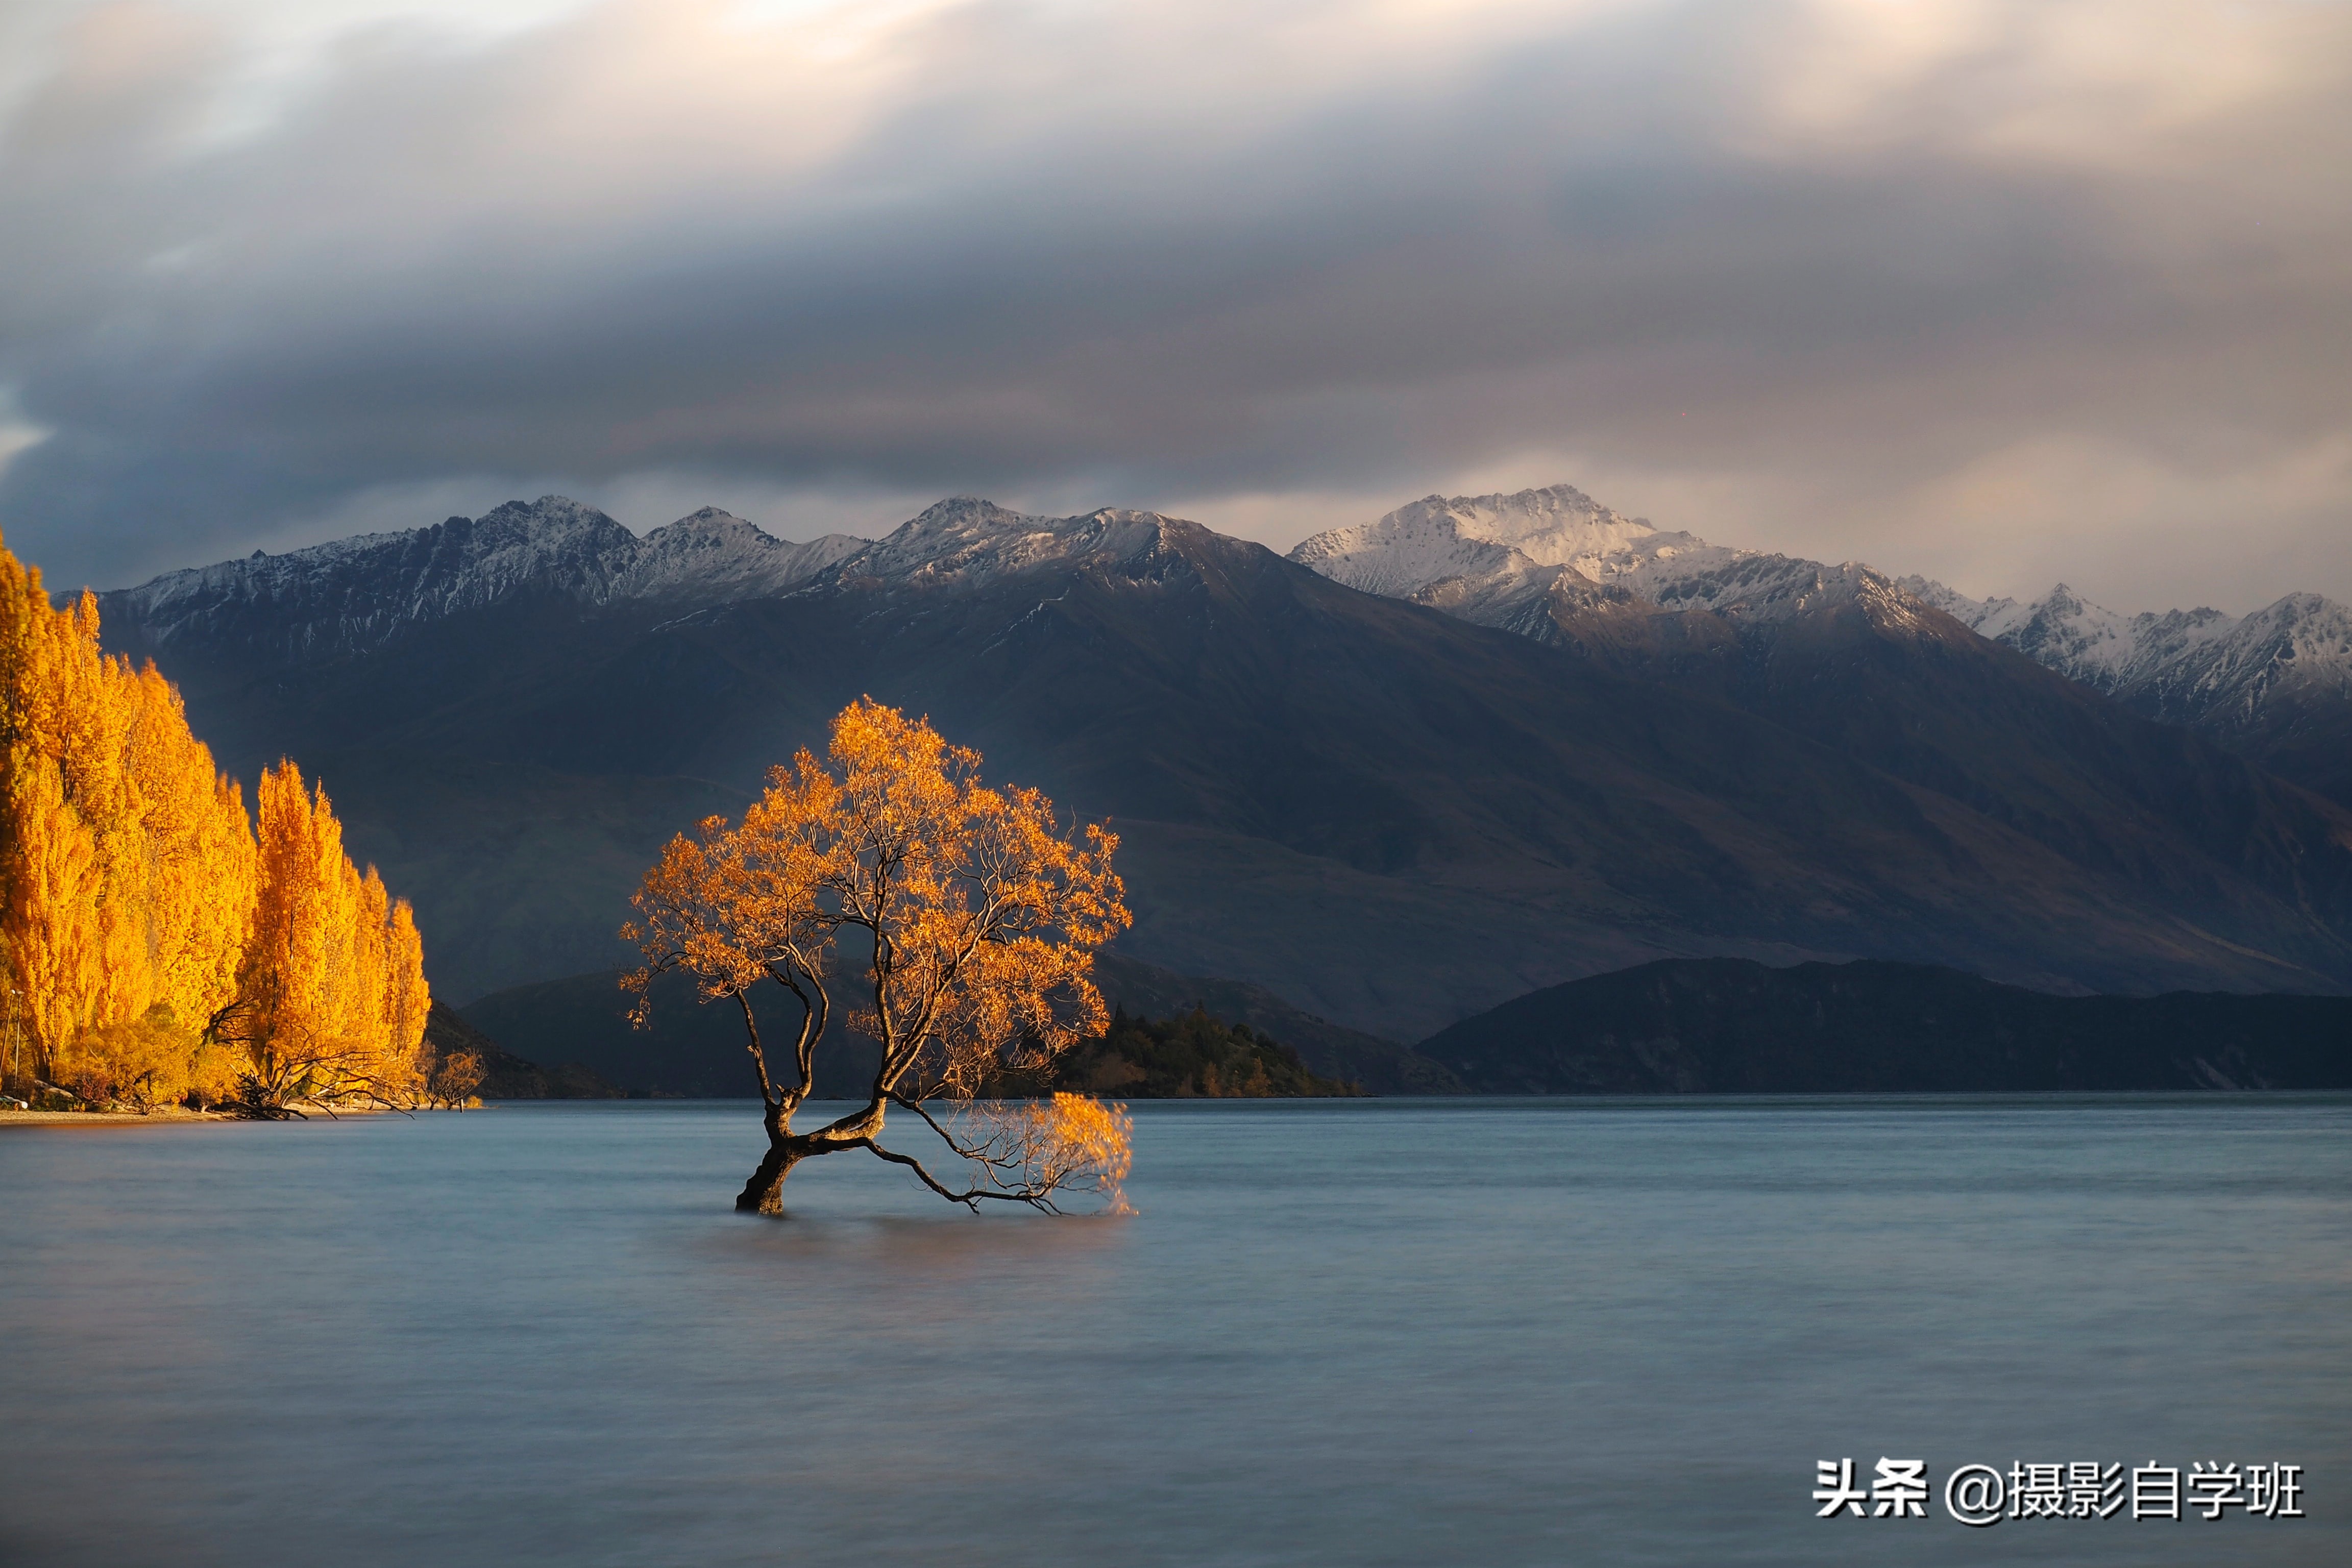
(7, 756), (102, 1078)
(0, 543), (260, 1100)
(226, 762), (429, 1108)
(0, 533), (426, 1112)
(125, 664), (256, 1028)
(383, 898), (431, 1086)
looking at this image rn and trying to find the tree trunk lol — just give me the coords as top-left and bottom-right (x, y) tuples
(736, 1135), (800, 1214)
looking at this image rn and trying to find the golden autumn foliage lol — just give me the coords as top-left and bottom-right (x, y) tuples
(0, 534), (431, 1113)
(426, 1048), (486, 1110)
(626, 697), (1134, 1213)
(215, 762), (432, 1108)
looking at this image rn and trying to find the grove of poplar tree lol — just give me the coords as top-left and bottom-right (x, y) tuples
(0, 536), (432, 1112)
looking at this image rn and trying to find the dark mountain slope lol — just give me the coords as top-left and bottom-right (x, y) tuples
(1289, 486), (2352, 973)
(1420, 957), (2352, 1093)
(1532, 565), (2352, 940)
(379, 507), (2352, 1004)
(100, 497), (2352, 1039)
(461, 968), (876, 1099)
(1907, 580), (2352, 810)
(419, 1000), (620, 1099)
(2120, 594), (2352, 807)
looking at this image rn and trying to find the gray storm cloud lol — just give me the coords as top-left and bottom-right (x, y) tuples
(0, 0), (2347, 610)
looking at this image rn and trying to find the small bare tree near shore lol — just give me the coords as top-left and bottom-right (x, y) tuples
(623, 698), (1133, 1214)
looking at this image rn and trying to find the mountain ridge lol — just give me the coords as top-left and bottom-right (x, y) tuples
(91, 487), (2352, 1039)
(1907, 576), (2352, 805)
(1291, 485), (2352, 812)
(103, 496), (865, 663)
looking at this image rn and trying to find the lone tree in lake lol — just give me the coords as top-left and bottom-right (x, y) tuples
(623, 698), (1135, 1214)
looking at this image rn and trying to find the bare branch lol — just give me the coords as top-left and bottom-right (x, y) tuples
(848, 1138), (1065, 1214)
(734, 989), (778, 1110)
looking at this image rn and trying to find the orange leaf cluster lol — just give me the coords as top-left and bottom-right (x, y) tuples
(0, 537), (430, 1110)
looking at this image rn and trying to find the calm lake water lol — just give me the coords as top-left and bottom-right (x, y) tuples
(1, 1096), (2346, 1566)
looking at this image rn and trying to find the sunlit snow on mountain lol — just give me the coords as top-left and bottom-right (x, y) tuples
(1290, 483), (2352, 809)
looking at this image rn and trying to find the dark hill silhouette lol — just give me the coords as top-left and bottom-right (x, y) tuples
(1420, 958), (2352, 1093)
(420, 1001), (621, 1100)
(457, 949), (1443, 1098)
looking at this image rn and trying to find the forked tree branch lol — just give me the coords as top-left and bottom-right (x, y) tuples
(888, 1090), (962, 1146)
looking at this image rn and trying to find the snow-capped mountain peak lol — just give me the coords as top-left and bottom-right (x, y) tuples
(1988, 582), (2152, 685)
(1900, 573), (2352, 764)
(1289, 483), (1727, 601)
(105, 491), (1237, 670)
(626, 506), (863, 600)
(1634, 553), (1936, 630)
(822, 498), (1195, 590)
(104, 496), (862, 660)
(1292, 478), (2352, 806)
(1903, 577), (2241, 692)
(1294, 481), (1904, 639)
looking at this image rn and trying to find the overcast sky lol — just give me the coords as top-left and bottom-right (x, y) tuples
(1, 0), (2346, 612)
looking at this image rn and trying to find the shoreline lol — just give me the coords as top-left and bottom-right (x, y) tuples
(0, 1105), (413, 1128)
(0, 1108), (235, 1128)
